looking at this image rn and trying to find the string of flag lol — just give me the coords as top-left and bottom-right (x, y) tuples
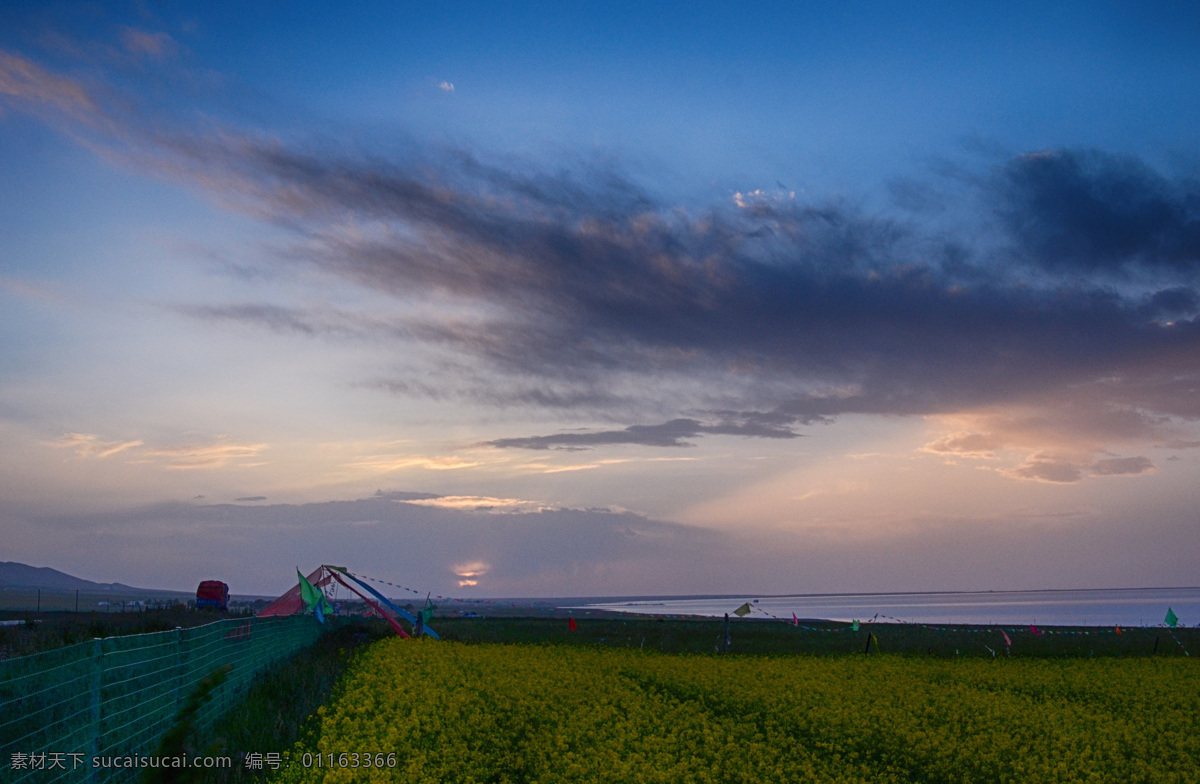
(731, 601), (1190, 643)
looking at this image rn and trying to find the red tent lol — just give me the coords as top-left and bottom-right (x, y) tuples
(257, 565), (412, 638)
(257, 567), (331, 616)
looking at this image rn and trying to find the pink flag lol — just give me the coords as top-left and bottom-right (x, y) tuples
(1000, 629), (1012, 647)
(1029, 624), (1042, 635)
(792, 613), (799, 627)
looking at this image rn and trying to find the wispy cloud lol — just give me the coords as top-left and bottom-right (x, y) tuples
(488, 415), (802, 450)
(141, 441), (267, 469)
(404, 495), (553, 513)
(118, 28), (180, 60)
(348, 455), (485, 473)
(998, 452), (1155, 484)
(0, 51), (99, 121)
(47, 432), (265, 470)
(51, 433), (143, 458)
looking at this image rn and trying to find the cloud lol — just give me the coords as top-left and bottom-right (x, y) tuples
(46, 432), (266, 470)
(922, 431), (1004, 458)
(118, 28), (179, 60)
(438, 80), (454, 92)
(922, 402), (1171, 483)
(404, 496), (551, 513)
(11, 492), (725, 595)
(999, 453), (1155, 484)
(1090, 456), (1154, 477)
(142, 441), (267, 469)
(0, 51), (98, 121)
(997, 149), (1200, 275)
(51, 433), (144, 458)
(1000, 455), (1086, 484)
(6, 47), (1200, 472)
(488, 415), (802, 450)
(1160, 438), (1200, 450)
(348, 455), (484, 473)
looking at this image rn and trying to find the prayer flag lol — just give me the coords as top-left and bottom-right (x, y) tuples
(792, 613), (799, 627)
(733, 603), (752, 617)
(1165, 607), (1179, 627)
(568, 617), (577, 631)
(297, 569), (333, 622)
(1029, 624), (1042, 635)
(1000, 629), (1012, 647)
(870, 633), (879, 651)
(1115, 625), (1122, 635)
(851, 620), (859, 632)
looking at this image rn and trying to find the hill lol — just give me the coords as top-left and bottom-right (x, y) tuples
(0, 561), (148, 591)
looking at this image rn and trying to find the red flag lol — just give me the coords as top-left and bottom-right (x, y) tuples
(1115, 625), (1122, 635)
(568, 617), (577, 631)
(1029, 624), (1042, 635)
(1000, 629), (1012, 647)
(792, 613), (799, 627)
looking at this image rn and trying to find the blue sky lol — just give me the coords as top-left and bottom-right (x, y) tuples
(2, 2), (1199, 596)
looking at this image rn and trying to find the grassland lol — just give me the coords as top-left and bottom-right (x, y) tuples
(432, 615), (1195, 658)
(272, 636), (1200, 783)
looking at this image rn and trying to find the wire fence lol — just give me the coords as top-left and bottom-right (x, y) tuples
(1, 615), (326, 783)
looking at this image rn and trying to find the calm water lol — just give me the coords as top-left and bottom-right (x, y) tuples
(574, 587), (1200, 627)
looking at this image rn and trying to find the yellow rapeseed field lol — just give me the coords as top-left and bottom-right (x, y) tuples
(274, 639), (1198, 783)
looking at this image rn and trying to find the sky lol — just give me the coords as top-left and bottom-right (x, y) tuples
(2, 2), (1199, 597)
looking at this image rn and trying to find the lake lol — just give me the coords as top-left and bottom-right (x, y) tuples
(573, 586), (1200, 627)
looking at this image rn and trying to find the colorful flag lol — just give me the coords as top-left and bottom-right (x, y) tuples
(1000, 629), (1012, 647)
(1165, 607), (1179, 627)
(297, 569), (333, 622)
(732, 603), (752, 617)
(568, 617), (577, 631)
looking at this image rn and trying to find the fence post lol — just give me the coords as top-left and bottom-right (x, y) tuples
(89, 638), (102, 783)
(175, 627), (186, 713)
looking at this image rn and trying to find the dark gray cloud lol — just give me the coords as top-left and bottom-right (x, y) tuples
(174, 139), (1200, 447)
(6, 46), (1200, 449)
(12, 493), (723, 595)
(997, 149), (1200, 276)
(488, 415), (802, 450)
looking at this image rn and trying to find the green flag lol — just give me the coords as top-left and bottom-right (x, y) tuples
(297, 569), (333, 619)
(851, 620), (859, 632)
(732, 602), (752, 617)
(1165, 607), (1179, 628)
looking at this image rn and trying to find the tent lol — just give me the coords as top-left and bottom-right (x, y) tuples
(257, 565), (438, 640)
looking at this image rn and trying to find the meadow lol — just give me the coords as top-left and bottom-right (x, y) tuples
(271, 636), (1199, 784)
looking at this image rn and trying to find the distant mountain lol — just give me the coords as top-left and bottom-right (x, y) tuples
(0, 561), (147, 592)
